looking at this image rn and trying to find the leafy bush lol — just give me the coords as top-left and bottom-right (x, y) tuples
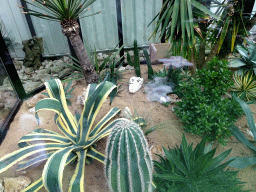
(154, 134), (246, 192)
(231, 70), (256, 101)
(174, 57), (242, 144)
(0, 79), (121, 191)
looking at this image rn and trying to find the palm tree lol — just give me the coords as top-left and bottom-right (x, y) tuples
(19, 0), (100, 83)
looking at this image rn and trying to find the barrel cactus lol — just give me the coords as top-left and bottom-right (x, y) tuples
(105, 118), (153, 192)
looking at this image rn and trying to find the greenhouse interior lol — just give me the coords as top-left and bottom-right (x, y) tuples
(1, 0), (256, 191)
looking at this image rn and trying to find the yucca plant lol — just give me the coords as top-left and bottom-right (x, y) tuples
(154, 134), (246, 192)
(0, 78), (122, 191)
(229, 40), (256, 75)
(231, 70), (256, 101)
(229, 96), (256, 169)
(105, 118), (153, 192)
(19, 0), (100, 83)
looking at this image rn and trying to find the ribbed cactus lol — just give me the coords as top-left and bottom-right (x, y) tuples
(105, 118), (153, 192)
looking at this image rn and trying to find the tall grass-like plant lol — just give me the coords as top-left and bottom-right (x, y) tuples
(229, 96), (256, 169)
(0, 78), (122, 191)
(154, 134), (246, 192)
(231, 70), (256, 101)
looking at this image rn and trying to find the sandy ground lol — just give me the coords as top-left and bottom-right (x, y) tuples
(0, 64), (256, 191)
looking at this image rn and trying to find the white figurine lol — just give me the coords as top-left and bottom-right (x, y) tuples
(129, 76), (143, 93)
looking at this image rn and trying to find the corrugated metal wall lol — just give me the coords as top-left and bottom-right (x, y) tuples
(0, 0), (31, 59)
(121, 0), (162, 47)
(0, 0), (162, 58)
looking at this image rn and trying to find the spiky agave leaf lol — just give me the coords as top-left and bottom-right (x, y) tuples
(231, 70), (256, 101)
(153, 134), (246, 192)
(0, 78), (121, 192)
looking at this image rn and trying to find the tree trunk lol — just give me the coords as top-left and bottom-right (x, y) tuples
(68, 34), (99, 84)
(61, 20), (99, 84)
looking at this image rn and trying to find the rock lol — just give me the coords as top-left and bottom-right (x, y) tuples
(169, 94), (182, 103)
(45, 61), (53, 69)
(76, 88), (87, 105)
(28, 107), (35, 114)
(118, 66), (126, 71)
(63, 56), (70, 63)
(23, 81), (42, 92)
(41, 76), (52, 83)
(36, 68), (51, 75)
(4, 98), (17, 109)
(33, 73), (49, 82)
(121, 107), (133, 119)
(13, 60), (23, 71)
(51, 65), (65, 74)
(3, 90), (16, 98)
(19, 73), (29, 81)
(24, 67), (34, 75)
(125, 65), (134, 70)
(3, 77), (11, 86)
(25, 94), (45, 108)
(58, 68), (74, 78)
(0, 103), (4, 109)
(4, 176), (31, 192)
(0, 179), (4, 192)
(39, 66), (44, 70)
(127, 50), (134, 57)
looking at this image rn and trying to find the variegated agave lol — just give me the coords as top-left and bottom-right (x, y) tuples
(0, 78), (122, 192)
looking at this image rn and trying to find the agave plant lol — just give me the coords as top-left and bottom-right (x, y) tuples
(0, 78), (122, 191)
(229, 40), (256, 75)
(229, 96), (256, 169)
(154, 134), (246, 192)
(19, 0), (100, 83)
(42, 80), (74, 105)
(231, 70), (256, 101)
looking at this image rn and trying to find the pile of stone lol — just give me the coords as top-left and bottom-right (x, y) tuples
(0, 56), (74, 93)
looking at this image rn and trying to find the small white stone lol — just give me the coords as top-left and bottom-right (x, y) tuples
(4, 176), (31, 192)
(125, 65), (134, 70)
(28, 107), (35, 114)
(118, 66), (126, 71)
(129, 76), (143, 93)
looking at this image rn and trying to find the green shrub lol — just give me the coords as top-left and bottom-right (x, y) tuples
(154, 134), (246, 192)
(174, 57), (242, 144)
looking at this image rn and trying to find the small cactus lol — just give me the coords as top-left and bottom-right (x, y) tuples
(105, 118), (153, 192)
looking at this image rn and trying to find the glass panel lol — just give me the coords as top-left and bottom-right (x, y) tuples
(0, 0), (74, 94)
(0, 60), (19, 127)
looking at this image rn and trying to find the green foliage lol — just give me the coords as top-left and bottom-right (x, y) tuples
(127, 39), (141, 77)
(105, 119), (153, 192)
(0, 78), (121, 191)
(229, 40), (256, 75)
(149, 0), (217, 60)
(20, 0), (100, 22)
(42, 80), (74, 105)
(231, 70), (256, 101)
(174, 57), (243, 144)
(143, 49), (154, 80)
(154, 134), (246, 192)
(229, 96), (256, 169)
(166, 66), (184, 97)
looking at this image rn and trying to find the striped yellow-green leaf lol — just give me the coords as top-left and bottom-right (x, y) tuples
(0, 143), (70, 174)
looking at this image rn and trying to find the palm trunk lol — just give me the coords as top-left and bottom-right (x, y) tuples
(61, 20), (99, 84)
